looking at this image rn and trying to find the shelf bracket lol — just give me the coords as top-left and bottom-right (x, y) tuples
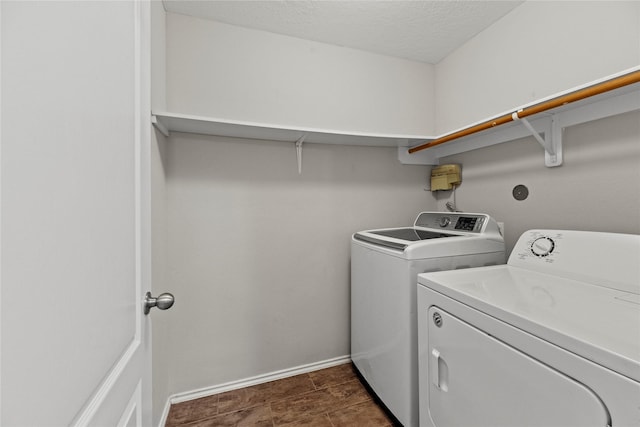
(151, 115), (170, 138)
(512, 111), (563, 167)
(295, 135), (306, 174)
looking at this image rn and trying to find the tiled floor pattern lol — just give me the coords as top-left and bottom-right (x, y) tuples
(165, 363), (398, 426)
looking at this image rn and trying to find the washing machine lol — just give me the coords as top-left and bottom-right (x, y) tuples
(351, 212), (505, 427)
(417, 229), (640, 427)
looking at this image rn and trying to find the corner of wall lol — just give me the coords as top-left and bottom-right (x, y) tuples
(433, 1), (640, 134)
(150, 2), (169, 421)
(151, 0), (167, 112)
(150, 127), (170, 427)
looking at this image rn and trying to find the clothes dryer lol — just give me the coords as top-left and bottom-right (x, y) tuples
(417, 230), (640, 427)
(351, 212), (505, 426)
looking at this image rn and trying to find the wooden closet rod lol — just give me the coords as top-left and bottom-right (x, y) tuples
(409, 69), (640, 154)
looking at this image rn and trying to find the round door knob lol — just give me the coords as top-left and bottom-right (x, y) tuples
(156, 293), (175, 310)
(144, 292), (175, 315)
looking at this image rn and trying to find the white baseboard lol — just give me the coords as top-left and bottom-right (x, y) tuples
(158, 398), (172, 427)
(157, 355), (352, 427)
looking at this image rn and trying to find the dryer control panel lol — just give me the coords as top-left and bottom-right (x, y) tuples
(514, 231), (565, 264)
(509, 229), (639, 295)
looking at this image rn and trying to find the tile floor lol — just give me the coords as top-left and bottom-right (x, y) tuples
(165, 363), (399, 426)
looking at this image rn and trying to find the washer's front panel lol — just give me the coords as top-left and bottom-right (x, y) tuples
(350, 243), (426, 427)
(426, 307), (609, 427)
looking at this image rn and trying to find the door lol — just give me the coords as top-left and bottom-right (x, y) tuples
(1, 1), (152, 426)
(425, 307), (610, 427)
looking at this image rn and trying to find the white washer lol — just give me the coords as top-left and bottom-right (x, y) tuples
(417, 229), (640, 427)
(351, 212), (505, 427)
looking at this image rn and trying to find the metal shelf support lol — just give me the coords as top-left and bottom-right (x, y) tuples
(295, 135), (306, 174)
(513, 113), (563, 167)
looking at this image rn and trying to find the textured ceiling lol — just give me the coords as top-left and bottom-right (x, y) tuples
(163, 0), (524, 64)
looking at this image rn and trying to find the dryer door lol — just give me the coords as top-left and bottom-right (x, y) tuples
(426, 307), (609, 427)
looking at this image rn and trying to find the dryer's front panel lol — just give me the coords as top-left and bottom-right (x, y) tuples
(425, 307), (610, 427)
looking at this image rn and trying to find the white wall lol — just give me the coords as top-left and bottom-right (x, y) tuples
(164, 134), (431, 395)
(151, 0), (166, 111)
(435, 111), (640, 254)
(166, 12), (435, 136)
(150, 2), (170, 426)
(158, 12), (436, 398)
(435, 1), (640, 134)
(151, 130), (170, 426)
(432, 1), (640, 254)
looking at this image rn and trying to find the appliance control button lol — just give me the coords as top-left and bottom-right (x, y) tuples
(439, 217), (451, 227)
(531, 237), (555, 257)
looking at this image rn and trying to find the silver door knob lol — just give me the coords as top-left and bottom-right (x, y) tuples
(144, 291), (175, 315)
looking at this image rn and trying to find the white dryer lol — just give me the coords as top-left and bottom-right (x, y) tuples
(351, 212), (505, 427)
(417, 229), (640, 427)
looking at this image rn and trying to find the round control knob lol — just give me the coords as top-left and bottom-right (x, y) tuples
(439, 217), (451, 227)
(530, 237), (555, 257)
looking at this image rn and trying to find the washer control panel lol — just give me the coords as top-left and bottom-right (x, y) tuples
(415, 212), (486, 233)
(455, 216), (479, 231)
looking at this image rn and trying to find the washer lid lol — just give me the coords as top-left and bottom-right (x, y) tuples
(418, 265), (640, 382)
(365, 228), (454, 241)
(353, 228), (455, 250)
(353, 228), (505, 258)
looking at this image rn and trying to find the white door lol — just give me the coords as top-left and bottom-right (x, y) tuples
(1, 1), (153, 426)
(426, 307), (609, 427)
